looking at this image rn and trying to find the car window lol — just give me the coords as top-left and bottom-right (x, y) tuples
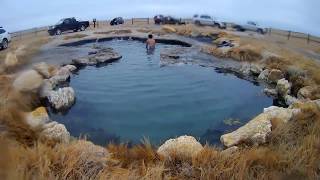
(200, 15), (211, 19)
(193, 14), (198, 18)
(64, 19), (71, 24)
(0, 29), (5, 34)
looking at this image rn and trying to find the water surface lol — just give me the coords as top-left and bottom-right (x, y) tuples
(50, 40), (272, 145)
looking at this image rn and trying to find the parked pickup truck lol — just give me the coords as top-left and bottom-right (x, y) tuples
(233, 21), (266, 34)
(48, 18), (89, 36)
(193, 14), (226, 29)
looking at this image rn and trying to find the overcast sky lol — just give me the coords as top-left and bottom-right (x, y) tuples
(1, 0), (319, 36)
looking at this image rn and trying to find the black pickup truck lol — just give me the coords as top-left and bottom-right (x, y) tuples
(48, 18), (89, 36)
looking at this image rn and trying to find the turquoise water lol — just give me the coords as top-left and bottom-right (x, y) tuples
(51, 40), (272, 146)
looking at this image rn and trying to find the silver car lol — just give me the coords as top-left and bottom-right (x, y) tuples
(193, 14), (226, 29)
(233, 21), (266, 34)
(0, 27), (11, 49)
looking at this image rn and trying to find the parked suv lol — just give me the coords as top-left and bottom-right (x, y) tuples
(48, 18), (89, 36)
(163, 16), (185, 25)
(154, 15), (164, 24)
(193, 14), (226, 29)
(0, 27), (11, 50)
(233, 21), (266, 34)
(110, 17), (124, 26)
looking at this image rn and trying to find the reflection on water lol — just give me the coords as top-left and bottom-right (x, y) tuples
(49, 40), (272, 146)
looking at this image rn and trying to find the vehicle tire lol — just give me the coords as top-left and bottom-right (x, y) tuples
(2, 39), (8, 49)
(257, 29), (264, 34)
(80, 25), (85, 31)
(195, 21), (201, 26)
(55, 29), (62, 35)
(73, 29), (78, 32)
(216, 24), (221, 29)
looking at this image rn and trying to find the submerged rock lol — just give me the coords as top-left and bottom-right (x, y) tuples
(13, 70), (43, 93)
(157, 135), (203, 159)
(73, 47), (122, 66)
(160, 47), (198, 66)
(48, 87), (75, 110)
(220, 106), (300, 147)
(276, 78), (291, 97)
(268, 69), (284, 83)
(40, 121), (70, 143)
(25, 107), (50, 128)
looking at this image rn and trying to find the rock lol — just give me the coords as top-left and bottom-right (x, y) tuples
(40, 121), (70, 143)
(297, 86), (320, 100)
(250, 64), (263, 76)
(63, 64), (77, 72)
(239, 63), (251, 75)
(221, 106), (299, 147)
(72, 57), (90, 65)
(258, 69), (270, 81)
(49, 66), (72, 85)
(48, 87), (75, 110)
(13, 70), (43, 93)
(263, 106), (300, 123)
(276, 78), (291, 97)
(89, 48), (122, 63)
(285, 95), (299, 106)
(221, 146), (239, 156)
(39, 79), (55, 98)
(268, 69), (284, 83)
(263, 88), (277, 97)
(73, 48), (122, 65)
(33, 62), (57, 78)
(157, 135), (203, 159)
(25, 107), (50, 128)
(162, 25), (177, 33)
(221, 113), (272, 147)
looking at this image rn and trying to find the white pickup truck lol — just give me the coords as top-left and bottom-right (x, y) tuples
(0, 27), (11, 50)
(233, 21), (266, 34)
(193, 14), (226, 29)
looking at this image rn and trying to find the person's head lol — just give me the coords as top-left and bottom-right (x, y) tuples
(148, 34), (153, 39)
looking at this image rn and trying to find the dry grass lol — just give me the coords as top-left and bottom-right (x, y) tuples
(0, 100), (319, 179)
(93, 29), (132, 35)
(63, 34), (88, 40)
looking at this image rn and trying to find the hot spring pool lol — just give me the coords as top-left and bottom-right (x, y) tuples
(49, 40), (273, 145)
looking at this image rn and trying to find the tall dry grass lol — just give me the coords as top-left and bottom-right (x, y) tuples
(0, 100), (319, 179)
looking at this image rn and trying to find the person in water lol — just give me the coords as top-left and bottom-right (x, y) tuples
(146, 34), (156, 50)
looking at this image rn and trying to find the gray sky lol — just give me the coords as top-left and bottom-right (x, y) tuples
(1, 0), (319, 36)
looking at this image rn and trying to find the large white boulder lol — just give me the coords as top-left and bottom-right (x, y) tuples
(48, 87), (75, 110)
(13, 70), (43, 93)
(220, 106), (300, 147)
(40, 121), (70, 143)
(276, 78), (291, 97)
(157, 135), (203, 159)
(25, 107), (50, 129)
